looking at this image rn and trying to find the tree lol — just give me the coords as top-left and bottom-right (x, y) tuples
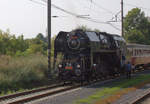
(124, 8), (150, 44)
(25, 44), (44, 54)
(51, 36), (56, 56)
(36, 33), (47, 42)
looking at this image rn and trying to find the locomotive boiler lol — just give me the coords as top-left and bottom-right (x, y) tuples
(53, 29), (126, 82)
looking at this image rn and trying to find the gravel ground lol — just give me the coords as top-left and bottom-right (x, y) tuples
(30, 78), (125, 104)
(29, 70), (150, 104)
(139, 97), (150, 104)
(112, 84), (150, 104)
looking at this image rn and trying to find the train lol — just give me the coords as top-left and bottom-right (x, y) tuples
(126, 44), (150, 70)
(53, 29), (150, 83)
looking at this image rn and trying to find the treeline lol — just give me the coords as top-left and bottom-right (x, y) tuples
(1, 7), (150, 57)
(0, 29), (53, 56)
(0, 30), (50, 93)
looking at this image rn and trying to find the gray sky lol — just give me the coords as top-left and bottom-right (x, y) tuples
(0, 0), (149, 38)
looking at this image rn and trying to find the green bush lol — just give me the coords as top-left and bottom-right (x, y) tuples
(0, 54), (49, 94)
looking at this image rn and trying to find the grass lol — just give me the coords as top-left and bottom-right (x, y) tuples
(0, 54), (51, 95)
(75, 74), (150, 104)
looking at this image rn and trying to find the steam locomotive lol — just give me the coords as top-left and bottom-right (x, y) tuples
(53, 29), (126, 82)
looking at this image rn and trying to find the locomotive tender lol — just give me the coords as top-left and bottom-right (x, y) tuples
(53, 29), (126, 82)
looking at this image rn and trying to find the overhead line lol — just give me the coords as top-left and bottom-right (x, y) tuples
(52, 4), (110, 24)
(51, 3), (121, 31)
(108, 23), (121, 31)
(51, 4), (80, 17)
(41, 0), (108, 23)
(30, 0), (46, 6)
(30, 0), (121, 31)
(85, 0), (114, 15)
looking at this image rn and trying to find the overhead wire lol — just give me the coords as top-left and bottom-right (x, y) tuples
(107, 11), (121, 23)
(83, 0), (121, 24)
(30, 0), (46, 6)
(52, 4), (111, 24)
(30, 0), (121, 31)
(107, 23), (121, 31)
(47, 0), (121, 31)
(41, 0), (108, 23)
(85, 0), (114, 15)
(53, 4), (121, 31)
(74, 0), (108, 17)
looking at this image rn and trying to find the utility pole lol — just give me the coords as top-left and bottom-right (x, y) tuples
(48, 0), (51, 77)
(121, 0), (124, 37)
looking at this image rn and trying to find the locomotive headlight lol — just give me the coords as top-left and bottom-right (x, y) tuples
(58, 64), (62, 68)
(93, 64), (96, 67)
(77, 64), (80, 68)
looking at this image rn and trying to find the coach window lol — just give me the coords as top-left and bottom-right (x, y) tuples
(134, 49), (136, 57)
(134, 50), (136, 56)
(142, 50), (144, 56)
(136, 50), (138, 56)
(137, 50), (139, 56)
(140, 50), (142, 56)
(132, 49), (135, 56)
(139, 50), (141, 56)
(132, 49), (134, 56)
(135, 49), (137, 56)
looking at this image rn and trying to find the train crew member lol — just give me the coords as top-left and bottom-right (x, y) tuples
(125, 61), (132, 79)
(121, 55), (126, 67)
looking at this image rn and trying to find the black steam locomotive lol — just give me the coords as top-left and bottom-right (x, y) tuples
(53, 29), (126, 82)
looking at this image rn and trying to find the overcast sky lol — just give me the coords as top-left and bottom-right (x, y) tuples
(0, 0), (149, 38)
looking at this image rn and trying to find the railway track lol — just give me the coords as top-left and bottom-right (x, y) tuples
(0, 77), (108, 104)
(0, 69), (147, 104)
(132, 89), (150, 104)
(0, 81), (101, 104)
(0, 83), (77, 104)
